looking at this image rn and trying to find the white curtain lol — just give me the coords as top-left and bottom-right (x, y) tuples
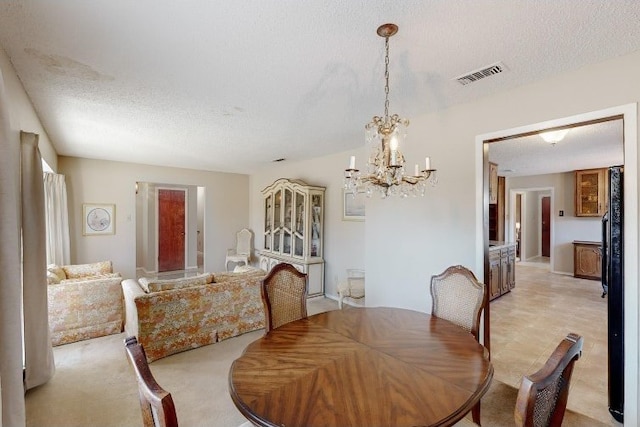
(0, 66), (25, 426)
(43, 173), (70, 266)
(21, 131), (55, 391)
(0, 77), (56, 424)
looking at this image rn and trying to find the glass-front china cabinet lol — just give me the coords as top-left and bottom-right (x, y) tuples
(260, 178), (325, 296)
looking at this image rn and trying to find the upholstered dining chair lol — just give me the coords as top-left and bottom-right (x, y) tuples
(430, 265), (486, 424)
(430, 265), (486, 343)
(260, 263), (308, 333)
(455, 333), (583, 427)
(124, 336), (178, 427)
(225, 228), (252, 271)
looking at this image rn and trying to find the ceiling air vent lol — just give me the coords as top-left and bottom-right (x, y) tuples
(455, 62), (508, 86)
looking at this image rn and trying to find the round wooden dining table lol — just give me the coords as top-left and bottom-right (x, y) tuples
(229, 307), (493, 427)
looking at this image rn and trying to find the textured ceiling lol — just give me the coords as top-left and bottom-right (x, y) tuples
(0, 1), (639, 174)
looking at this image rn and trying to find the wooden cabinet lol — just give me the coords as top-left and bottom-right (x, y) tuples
(575, 168), (607, 217)
(489, 243), (516, 301)
(573, 241), (602, 281)
(260, 178), (325, 296)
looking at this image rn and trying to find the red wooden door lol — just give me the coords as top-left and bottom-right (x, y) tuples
(158, 189), (185, 272)
(541, 196), (551, 257)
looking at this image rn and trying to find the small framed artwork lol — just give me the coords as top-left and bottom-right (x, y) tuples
(343, 190), (365, 221)
(83, 203), (115, 235)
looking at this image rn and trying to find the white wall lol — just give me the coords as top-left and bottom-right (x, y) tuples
(58, 156), (249, 279)
(0, 46), (57, 169)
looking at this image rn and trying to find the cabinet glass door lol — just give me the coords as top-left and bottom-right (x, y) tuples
(283, 188), (292, 255)
(310, 194), (322, 257)
(578, 171), (600, 215)
(293, 191), (305, 257)
(264, 194), (272, 250)
(273, 190), (281, 252)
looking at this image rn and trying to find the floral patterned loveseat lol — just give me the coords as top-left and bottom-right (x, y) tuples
(47, 260), (124, 346)
(121, 268), (267, 362)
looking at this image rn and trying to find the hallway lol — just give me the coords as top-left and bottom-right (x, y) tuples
(490, 263), (619, 425)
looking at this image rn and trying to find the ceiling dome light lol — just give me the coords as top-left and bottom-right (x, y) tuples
(540, 129), (570, 145)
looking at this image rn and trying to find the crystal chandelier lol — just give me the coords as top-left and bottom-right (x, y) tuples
(344, 23), (437, 198)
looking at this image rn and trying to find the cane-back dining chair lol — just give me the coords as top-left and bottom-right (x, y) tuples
(431, 265), (486, 424)
(260, 263), (308, 333)
(124, 336), (179, 427)
(514, 333), (584, 427)
(430, 265), (486, 343)
(455, 333), (584, 427)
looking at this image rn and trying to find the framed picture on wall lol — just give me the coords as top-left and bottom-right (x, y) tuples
(343, 190), (365, 221)
(83, 203), (115, 235)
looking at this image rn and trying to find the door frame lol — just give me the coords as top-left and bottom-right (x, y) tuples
(476, 103), (638, 425)
(155, 186), (189, 273)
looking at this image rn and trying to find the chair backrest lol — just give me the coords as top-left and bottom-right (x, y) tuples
(236, 228), (252, 255)
(347, 269), (365, 298)
(430, 265), (486, 341)
(514, 333), (584, 427)
(124, 336), (178, 427)
(261, 263), (308, 333)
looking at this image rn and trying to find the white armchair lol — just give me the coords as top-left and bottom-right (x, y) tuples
(225, 228), (252, 271)
(337, 269), (365, 309)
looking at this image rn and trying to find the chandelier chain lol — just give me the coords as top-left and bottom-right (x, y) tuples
(384, 35), (390, 123)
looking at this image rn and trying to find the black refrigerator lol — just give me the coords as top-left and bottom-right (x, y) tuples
(601, 165), (624, 423)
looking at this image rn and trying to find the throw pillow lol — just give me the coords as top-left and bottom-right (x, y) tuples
(138, 273), (214, 293)
(46, 270), (61, 285)
(63, 260), (113, 279)
(233, 265), (258, 273)
(47, 264), (66, 281)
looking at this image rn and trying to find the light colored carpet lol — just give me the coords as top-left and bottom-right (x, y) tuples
(26, 297), (608, 427)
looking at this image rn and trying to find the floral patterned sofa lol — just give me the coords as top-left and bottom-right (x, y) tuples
(121, 267), (267, 362)
(47, 260), (124, 346)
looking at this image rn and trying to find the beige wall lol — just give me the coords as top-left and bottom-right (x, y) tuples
(507, 172), (602, 274)
(0, 45), (57, 169)
(58, 156), (249, 279)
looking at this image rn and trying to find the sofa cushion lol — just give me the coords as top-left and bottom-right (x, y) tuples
(63, 260), (113, 279)
(47, 264), (66, 281)
(138, 273), (214, 293)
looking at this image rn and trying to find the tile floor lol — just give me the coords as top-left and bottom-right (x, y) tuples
(490, 262), (620, 425)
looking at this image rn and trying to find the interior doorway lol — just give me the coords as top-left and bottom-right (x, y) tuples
(541, 196), (551, 257)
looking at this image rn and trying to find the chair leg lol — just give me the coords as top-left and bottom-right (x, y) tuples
(338, 292), (344, 309)
(472, 401), (481, 425)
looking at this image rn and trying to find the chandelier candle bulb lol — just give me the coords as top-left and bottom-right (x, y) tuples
(349, 156), (356, 170)
(414, 164), (419, 176)
(425, 157), (431, 170)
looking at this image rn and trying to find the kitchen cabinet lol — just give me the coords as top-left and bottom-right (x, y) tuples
(488, 242), (516, 301)
(260, 178), (325, 296)
(573, 240), (602, 281)
(575, 168), (607, 217)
